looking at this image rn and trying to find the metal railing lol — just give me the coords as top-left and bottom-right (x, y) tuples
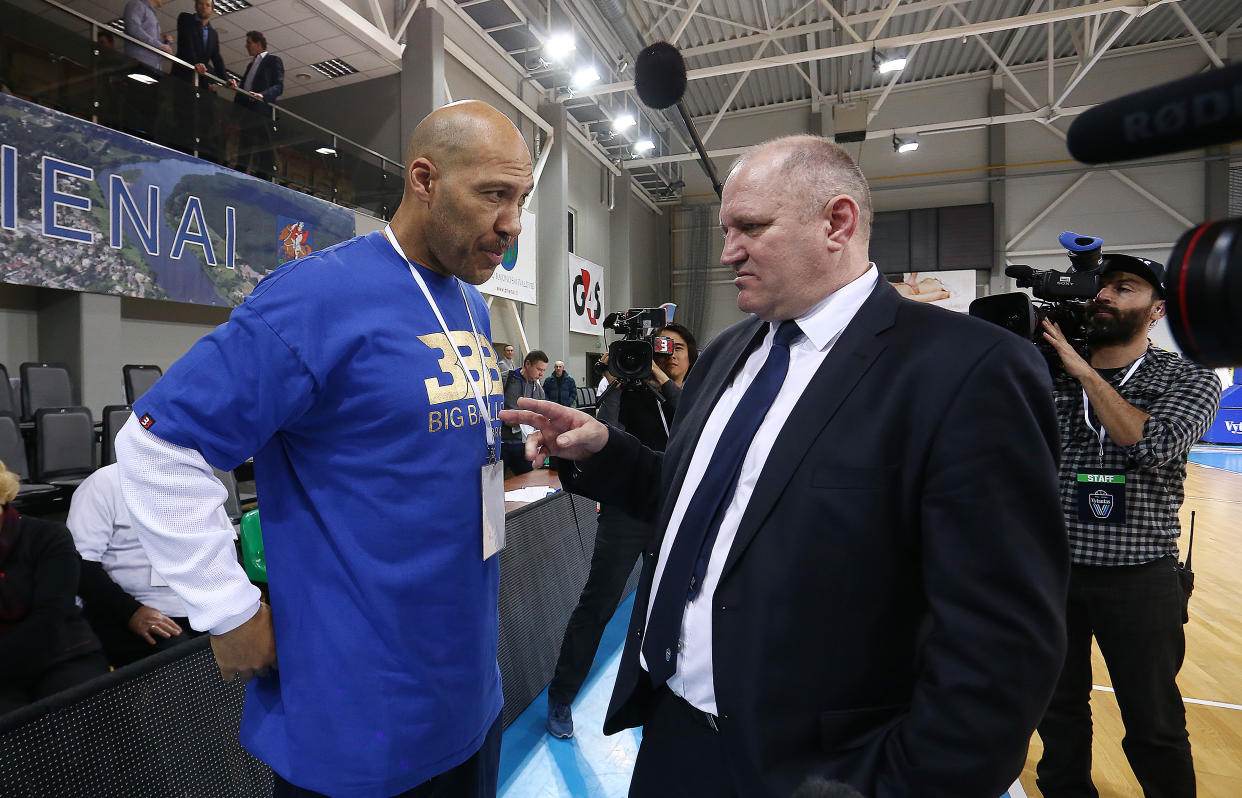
(1, 0), (403, 218)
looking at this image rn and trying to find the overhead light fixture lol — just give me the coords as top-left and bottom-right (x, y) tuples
(873, 49), (907, 75)
(572, 66), (600, 89)
(893, 134), (919, 153)
(127, 72), (158, 85)
(612, 113), (636, 133)
(316, 146), (337, 156)
(545, 33), (575, 61)
(634, 139), (655, 154)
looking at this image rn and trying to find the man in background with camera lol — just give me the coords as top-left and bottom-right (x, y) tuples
(546, 321), (696, 739)
(1037, 255), (1220, 798)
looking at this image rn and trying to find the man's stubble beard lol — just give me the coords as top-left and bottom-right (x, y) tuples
(1086, 304), (1151, 347)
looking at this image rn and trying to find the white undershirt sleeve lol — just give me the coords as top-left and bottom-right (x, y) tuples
(115, 415), (261, 635)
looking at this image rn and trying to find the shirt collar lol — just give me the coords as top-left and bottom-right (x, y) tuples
(792, 264), (879, 351)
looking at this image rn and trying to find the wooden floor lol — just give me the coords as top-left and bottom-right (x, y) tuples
(1020, 462), (1242, 796)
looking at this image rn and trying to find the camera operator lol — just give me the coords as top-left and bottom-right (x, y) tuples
(1036, 256), (1220, 798)
(545, 322), (697, 739)
(502, 350), (548, 476)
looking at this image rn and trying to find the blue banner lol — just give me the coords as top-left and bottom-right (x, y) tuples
(0, 92), (355, 307)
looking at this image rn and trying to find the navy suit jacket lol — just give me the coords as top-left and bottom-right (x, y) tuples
(173, 13), (225, 83)
(234, 52), (284, 109)
(563, 278), (1069, 798)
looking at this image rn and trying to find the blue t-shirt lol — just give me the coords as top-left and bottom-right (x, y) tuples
(134, 231), (504, 796)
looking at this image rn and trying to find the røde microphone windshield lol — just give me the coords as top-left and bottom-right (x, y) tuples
(1066, 62), (1242, 164)
(634, 41), (723, 198)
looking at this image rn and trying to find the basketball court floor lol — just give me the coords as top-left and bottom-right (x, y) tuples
(499, 445), (1242, 797)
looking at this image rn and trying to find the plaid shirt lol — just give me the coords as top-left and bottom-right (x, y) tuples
(1054, 344), (1221, 566)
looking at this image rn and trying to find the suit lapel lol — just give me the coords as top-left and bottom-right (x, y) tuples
(719, 279), (900, 582)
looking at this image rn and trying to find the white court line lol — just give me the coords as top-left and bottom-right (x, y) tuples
(1093, 685), (1242, 711)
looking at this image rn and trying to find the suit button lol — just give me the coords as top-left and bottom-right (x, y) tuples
(665, 648), (672, 661)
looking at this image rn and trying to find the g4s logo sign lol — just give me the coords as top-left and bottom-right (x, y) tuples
(573, 268), (602, 325)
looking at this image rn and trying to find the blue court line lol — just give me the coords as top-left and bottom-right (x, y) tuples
(500, 593), (641, 798)
(1190, 444), (1242, 475)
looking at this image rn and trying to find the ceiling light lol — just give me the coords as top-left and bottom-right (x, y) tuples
(127, 72), (158, 85)
(893, 134), (919, 153)
(612, 113), (636, 133)
(572, 66), (600, 88)
(873, 49), (906, 75)
(634, 139), (655, 154)
(545, 33), (575, 61)
(316, 146), (337, 156)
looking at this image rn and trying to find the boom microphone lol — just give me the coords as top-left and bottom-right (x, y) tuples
(634, 41), (723, 198)
(634, 41), (687, 111)
(1066, 62), (1242, 164)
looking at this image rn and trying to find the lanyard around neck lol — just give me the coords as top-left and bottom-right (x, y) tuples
(382, 226), (495, 447)
(1083, 354), (1145, 457)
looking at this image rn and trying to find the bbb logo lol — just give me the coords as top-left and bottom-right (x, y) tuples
(1226, 420), (1242, 435)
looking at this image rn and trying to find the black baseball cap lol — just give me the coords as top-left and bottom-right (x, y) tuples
(1099, 253), (1166, 298)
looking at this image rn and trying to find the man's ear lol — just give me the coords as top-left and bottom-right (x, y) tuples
(407, 157), (437, 202)
(823, 195), (860, 253)
(1152, 299), (1166, 320)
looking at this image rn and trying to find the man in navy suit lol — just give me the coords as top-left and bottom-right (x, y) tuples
(173, 0), (227, 160)
(229, 30), (284, 176)
(502, 135), (1069, 797)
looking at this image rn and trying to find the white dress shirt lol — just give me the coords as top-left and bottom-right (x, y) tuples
(67, 463), (187, 617)
(641, 265), (880, 715)
(242, 50), (266, 92)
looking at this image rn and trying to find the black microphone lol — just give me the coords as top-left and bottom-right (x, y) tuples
(634, 41), (723, 198)
(634, 41), (687, 111)
(1005, 265), (1035, 279)
(1066, 62), (1242, 164)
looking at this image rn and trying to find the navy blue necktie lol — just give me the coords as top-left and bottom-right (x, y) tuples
(642, 320), (802, 686)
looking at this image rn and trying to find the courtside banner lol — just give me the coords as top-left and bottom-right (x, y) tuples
(0, 92), (355, 307)
(568, 253), (605, 336)
(478, 208), (536, 304)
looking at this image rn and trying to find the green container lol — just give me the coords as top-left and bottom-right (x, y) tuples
(239, 509), (267, 583)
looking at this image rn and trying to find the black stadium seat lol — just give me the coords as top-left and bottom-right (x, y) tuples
(123, 364), (163, 405)
(20, 362), (73, 422)
(0, 412), (61, 510)
(100, 405), (132, 467)
(0, 364), (18, 419)
(33, 406), (95, 489)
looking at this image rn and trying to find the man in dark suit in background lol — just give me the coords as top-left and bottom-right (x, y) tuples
(502, 135), (1069, 797)
(174, 0), (227, 160)
(228, 30), (283, 177)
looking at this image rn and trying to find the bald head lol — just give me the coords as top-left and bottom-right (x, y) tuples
(390, 100), (533, 285)
(405, 100), (525, 175)
(731, 135), (873, 239)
